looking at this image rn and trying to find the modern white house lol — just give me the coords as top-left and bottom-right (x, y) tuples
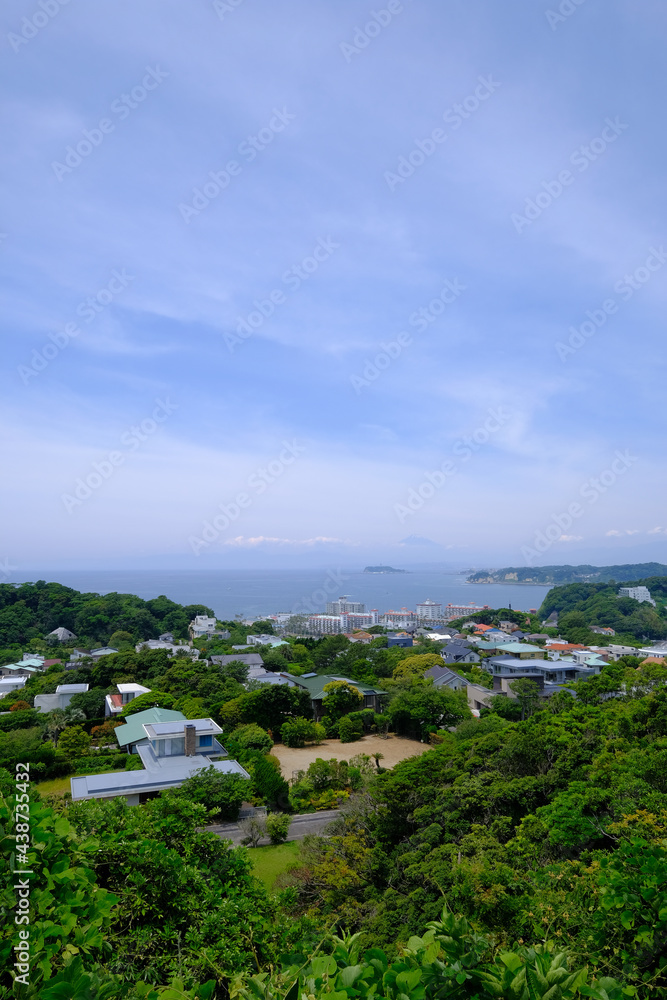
(70, 708), (250, 804)
(0, 676), (27, 696)
(34, 684), (89, 713)
(618, 586), (655, 606)
(104, 683), (152, 717)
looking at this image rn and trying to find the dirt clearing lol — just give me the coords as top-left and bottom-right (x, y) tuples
(271, 734), (432, 780)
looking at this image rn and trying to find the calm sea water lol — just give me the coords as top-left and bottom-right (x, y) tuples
(7, 569), (552, 620)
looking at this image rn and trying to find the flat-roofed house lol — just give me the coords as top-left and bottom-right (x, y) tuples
(105, 683), (152, 717)
(71, 711), (250, 804)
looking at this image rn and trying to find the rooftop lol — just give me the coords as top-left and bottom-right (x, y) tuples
(114, 708), (186, 748)
(70, 757), (250, 801)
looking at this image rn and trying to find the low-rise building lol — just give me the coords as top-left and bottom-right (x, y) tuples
(34, 684), (89, 713)
(425, 664), (468, 692)
(286, 673), (387, 718)
(48, 626), (77, 642)
(386, 633), (414, 648)
(189, 616), (229, 640)
(105, 683), (152, 717)
(71, 712), (250, 804)
(0, 676), (27, 696)
(618, 586), (655, 606)
(245, 634), (289, 648)
(490, 642), (546, 660)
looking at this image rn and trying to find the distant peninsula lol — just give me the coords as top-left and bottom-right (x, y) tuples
(466, 562), (667, 586)
(363, 565), (408, 574)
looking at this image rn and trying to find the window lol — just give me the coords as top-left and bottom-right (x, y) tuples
(198, 734), (212, 747)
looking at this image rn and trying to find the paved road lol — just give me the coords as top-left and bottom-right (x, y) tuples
(207, 808), (340, 846)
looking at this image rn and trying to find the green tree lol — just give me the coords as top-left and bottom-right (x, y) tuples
(119, 690), (175, 716)
(176, 765), (249, 820)
(322, 680), (363, 720)
(58, 724), (92, 757)
(510, 678), (541, 720)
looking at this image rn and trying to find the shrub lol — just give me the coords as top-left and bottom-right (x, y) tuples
(281, 717), (317, 748)
(238, 815), (266, 846)
(10, 700), (31, 712)
(228, 723), (273, 754)
(57, 725), (92, 757)
(177, 765), (249, 821)
(339, 715), (363, 743)
(265, 812), (291, 844)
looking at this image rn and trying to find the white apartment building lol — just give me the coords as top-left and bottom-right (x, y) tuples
(340, 611), (379, 630)
(618, 586), (655, 606)
(326, 597), (366, 614)
(380, 609), (417, 627)
(416, 599), (442, 620)
(308, 615), (343, 634)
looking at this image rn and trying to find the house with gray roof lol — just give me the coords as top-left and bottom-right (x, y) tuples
(424, 664), (468, 691)
(71, 710), (250, 804)
(34, 683), (89, 713)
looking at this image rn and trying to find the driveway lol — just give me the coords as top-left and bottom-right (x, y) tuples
(207, 808), (340, 846)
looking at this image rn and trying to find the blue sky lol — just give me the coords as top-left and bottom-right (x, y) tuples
(2, 0), (667, 572)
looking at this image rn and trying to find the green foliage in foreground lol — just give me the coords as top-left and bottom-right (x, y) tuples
(230, 909), (626, 1000)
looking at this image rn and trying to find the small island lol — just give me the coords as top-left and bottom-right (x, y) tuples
(363, 565), (408, 574)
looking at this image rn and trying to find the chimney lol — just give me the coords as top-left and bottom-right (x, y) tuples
(184, 724), (196, 756)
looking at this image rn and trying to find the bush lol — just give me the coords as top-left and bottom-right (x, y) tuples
(339, 715), (363, 743)
(281, 716), (318, 748)
(238, 815), (266, 846)
(265, 812), (291, 844)
(10, 700), (31, 712)
(57, 725), (92, 757)
(228, 723), (273, 754)
(177, 765), (249, 821)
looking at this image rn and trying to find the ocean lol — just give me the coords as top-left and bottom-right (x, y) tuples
(6, 569), (552, 620)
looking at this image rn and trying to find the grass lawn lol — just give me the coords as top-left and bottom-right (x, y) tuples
(249, 841), (302, 890)
(36, 769), (129, 798)
(34, 775), (72, 797)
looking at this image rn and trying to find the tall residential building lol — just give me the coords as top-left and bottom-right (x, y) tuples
(340, 612), (379, 630)
(326, 597), (366, 614)
(380, 609), (416, 627)
(308, 615), (343, 634)
(618, 586), (655, 606)
(416, 599), (442, 620)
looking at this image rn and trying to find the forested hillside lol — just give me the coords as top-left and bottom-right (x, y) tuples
(467, 563), (667, 585)
(538, 578), (667, 641)
(0, 580), (213, 648)
(2, 659), (667, 997)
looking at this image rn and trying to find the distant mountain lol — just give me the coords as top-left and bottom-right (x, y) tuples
(363, 565), (408, 574)
(466, 563), (667, 585)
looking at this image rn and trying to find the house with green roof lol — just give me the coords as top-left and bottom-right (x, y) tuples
(284, 673), (387, 718)
(114, 707), (188, 753)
